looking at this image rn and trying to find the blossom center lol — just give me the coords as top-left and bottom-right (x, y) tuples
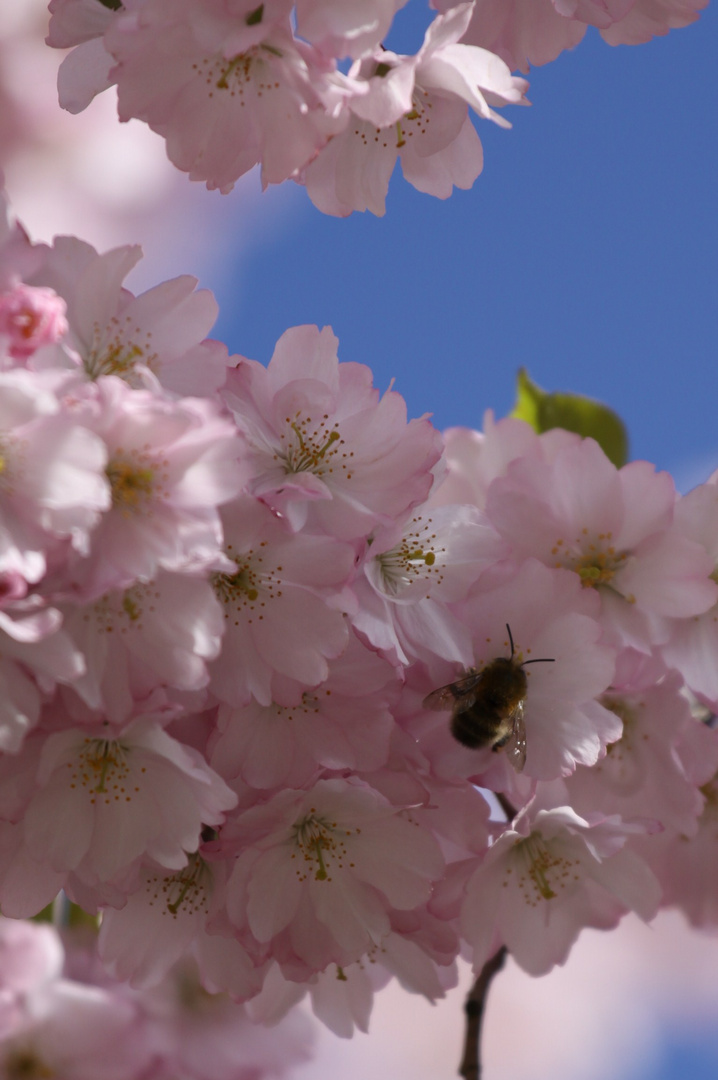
(215, 563), (260, 603)
(216, 53), (254, 90)
(11, 306), (41, 340)
(71, 737), (138, 804)
(353, 89), (433, 152)
(4, 1048), (54, 1079)
(277, 413), (348, 478)
(84, 319), (155, 381)
(193, 44), (282, 101)
(400, 89), (432, 145)
(0, 435), (22, 493)
(602, 697), (634, 754)
(213, 543), (282, 620)
(146, 853), (211, 919)
(291, 812), (352, 883)
(699, 777), (718, 828)
(551, 530), (629, 589)
(510, 832), (580, 905)
(598, 696), (642, 790)
(375, 516), (445, 596)
(91, 582), (156, 634)
(106, 453), (156, 513)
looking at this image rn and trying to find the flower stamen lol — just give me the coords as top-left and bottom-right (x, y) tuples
(291, 813), (350, 883)
(106, 457), (154, 511)
(510, 831), (581, 906)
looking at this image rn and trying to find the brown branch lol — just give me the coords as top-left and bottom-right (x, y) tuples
(458, 946), (508, 1080)
(496, 792), (517, 822)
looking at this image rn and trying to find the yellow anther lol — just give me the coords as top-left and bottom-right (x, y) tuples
(107, 461), (154, 509)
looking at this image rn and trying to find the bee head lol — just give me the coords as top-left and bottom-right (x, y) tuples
(505, 623), (555, 669)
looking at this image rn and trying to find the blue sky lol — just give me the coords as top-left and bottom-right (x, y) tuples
(640, 1035), (718, 1080)
(208, 1), (718, 494)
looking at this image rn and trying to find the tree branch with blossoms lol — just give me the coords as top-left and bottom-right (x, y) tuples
(0, 1), (714, 1078)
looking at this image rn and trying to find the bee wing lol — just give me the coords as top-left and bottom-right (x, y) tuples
(422, 672), (483, 713)
(503, 701), (527, 773)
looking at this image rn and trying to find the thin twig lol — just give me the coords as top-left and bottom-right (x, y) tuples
(496, 792), (517, 822)
(458, 946), (508, 1080)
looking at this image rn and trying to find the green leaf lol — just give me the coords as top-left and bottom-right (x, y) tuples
(510, 368), (629, 468)
(511, 367), (542, 430)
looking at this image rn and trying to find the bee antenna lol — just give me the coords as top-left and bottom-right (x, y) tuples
(522, 658), (555, 665)
(505, 623), (515, 660)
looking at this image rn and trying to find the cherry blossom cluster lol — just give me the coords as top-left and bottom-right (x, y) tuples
(2, 186), (718, 1051)
(0, 915), (313, 1079)
(433, 0), (709, 74)
(46, 0), (709, 216)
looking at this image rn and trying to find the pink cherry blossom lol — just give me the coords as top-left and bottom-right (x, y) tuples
(61, 571), (224, 726)
(68, 376), (245, 595)
(649, 742), (718, 927)
(208, 495), (354, 706)
(485, 436), (718, 649)
(209, 634), (397, 789)
(0, 976), (152, 1080)
(248, 958), (388, 1035)
(255, 902), (458, 1036)
(352, 502), (505, 669)
(48, 0), (125, 114)
(0, 917), (63, 997)
(0, 917), (64, 1039)
(434, 0), (705, 73)
(431, 0), (588, 73)
(99, 856), (219, 987)
(0, 284), (68, 362)
(427, 413), (580, 511)
(33, 235), (230, 396)
(0, 367), (110, 582)
(224, 778), (445, 976)
(304, 4), (528, 215)
(566, 670), (708, 837)
(106, 0), (347, 193)
(296, 0), (410, 59)
(0, 604), (85, 753)
(656, 480), (718, 707)
(47, 0), (121, 50)
(0, 192), (41, 294)
(599, 0), (708, 44)
(461, 788), (661, 976)
(98, 855), (264, 999)
(428, 418), (533, 510)
(223, 324), (443, 538)
(133, 956), (315, 1079)
(0, 821), (67, 920)
(22, 717), (237, 887)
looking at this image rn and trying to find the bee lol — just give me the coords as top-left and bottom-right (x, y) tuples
(422, 624), (554, 772)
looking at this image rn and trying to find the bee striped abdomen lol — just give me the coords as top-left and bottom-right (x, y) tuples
(451, 703), (503, 749)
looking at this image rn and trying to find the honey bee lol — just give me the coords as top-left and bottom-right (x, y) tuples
(422, 625), (554, 772)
